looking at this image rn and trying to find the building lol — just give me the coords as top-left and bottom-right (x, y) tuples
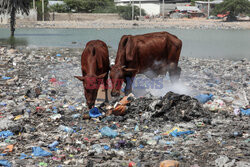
(195, 0), (223, 16)
(114, 0), (191, 16)
(48, 0), (65, 6)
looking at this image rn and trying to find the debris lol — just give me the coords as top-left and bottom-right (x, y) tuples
(160, 160), (180, 167)
(32, 147), (52, 157)
(0, 131), (13, 139)
(240, 108), (250, 116)
(169, 129), (194, 137)
(195, 94), (213, 104)
(100, 126), (118, 138)
(89, 107), (102, 118)
(0, 160), (12, 167)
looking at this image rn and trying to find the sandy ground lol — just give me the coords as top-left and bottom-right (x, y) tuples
(1, 18), (250, 29)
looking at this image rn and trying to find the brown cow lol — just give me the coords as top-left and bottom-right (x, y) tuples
(110, 32), (182, 97)
(75, 40), (110, 109)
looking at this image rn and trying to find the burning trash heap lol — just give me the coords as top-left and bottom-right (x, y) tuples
(0, 47), (249, 167)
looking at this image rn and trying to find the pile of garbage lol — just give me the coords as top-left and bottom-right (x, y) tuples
(0, 47), (249, 167)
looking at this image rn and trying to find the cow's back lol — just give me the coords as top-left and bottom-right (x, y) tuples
(125, 32), (182, 73)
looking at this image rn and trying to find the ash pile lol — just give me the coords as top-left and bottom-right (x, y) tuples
(126, 92), (210, 122)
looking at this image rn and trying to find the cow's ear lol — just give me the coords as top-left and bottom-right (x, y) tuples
(74, 76), (85, 81)
(96, 72), (107, 79)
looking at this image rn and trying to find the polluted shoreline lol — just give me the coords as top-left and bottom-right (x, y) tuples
(0, 47), (249, 167)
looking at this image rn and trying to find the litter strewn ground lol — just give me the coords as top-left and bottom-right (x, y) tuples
(0, 47), (249, 166)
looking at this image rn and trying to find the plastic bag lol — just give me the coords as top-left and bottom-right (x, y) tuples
(195, 94), (213, 104)
(89, 107), (102, 118)
(32, 147), (52, 157)
(100, 126), (118, 138)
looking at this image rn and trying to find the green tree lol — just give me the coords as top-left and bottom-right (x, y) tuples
(64, 0), (114, 13)
(213, 0), (250, 21)
(49, 3), (69, 13)
(0, 0), (30, 37)
(117, 5), (146, 20)
(36, 0), (49, 21)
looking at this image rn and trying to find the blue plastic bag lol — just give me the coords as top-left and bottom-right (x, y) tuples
(0, 131), (13, 139)
(89, 107), (102, 118)
(56, 54), (61, 57)
(20, 153), (32, 160)
(0, 102), (7, 106)
(100, 126), (118, 138)
(195, 94), (213, 104)
(103, 145), (110, 150)
(0, 160), (12, 167)
(170, 129), (194, 137)
(2, 76), (12, 80)
(240, 108), (250, 116)
(48, 141), (59, 151)
(32, 147), (52, 157)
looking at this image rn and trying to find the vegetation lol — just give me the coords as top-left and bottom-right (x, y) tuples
(117, 5), (146, 20)
(63, 0), (115, 13)
(213, 0), (250, 21)
(35, 0), (50, 21)
(49, 0), (146, 20)
(0, 0), (30, 37)
(49, 3), (68, 13)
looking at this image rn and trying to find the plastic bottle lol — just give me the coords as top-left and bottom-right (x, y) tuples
(58, 125), (74, 133)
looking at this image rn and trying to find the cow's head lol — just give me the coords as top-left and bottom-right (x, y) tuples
(75, 73), (107, 109)
(110, 65), (137, 97)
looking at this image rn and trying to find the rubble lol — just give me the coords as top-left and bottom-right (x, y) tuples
(0, 46), (249, 166)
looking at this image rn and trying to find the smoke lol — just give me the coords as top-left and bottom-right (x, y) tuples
(146, 75), (193, 97)
(130, 67), (195, 97)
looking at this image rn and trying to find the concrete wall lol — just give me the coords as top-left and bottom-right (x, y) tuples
(49, 13), (121, 21)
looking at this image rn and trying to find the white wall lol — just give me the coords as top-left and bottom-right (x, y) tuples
(117, 2), (160, 16)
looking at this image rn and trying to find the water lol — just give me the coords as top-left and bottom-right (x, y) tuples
(0, 28), (249, 60)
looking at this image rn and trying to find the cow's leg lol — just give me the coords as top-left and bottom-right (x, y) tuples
(103, 76), (109, 103)
(124, 76), (134, 95)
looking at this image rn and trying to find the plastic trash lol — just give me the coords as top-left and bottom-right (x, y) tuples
(56, 54), (61, 57)
(240, 108), (250, 116)
(0, 131), (14, 139)
(48, 141), (59, 149)
(68, 105), (76, 112)
(32, 147), (52, 157)
(58, 125), (74, 133)
(170, 129), (194, 137)
(232, 131), (243, 137)
(20, 153), (32, 160)
(0, 160), (12, 167)
(39, 162), (48, 167)
(100, 126), (118, 138)
(89, 107), (102, 118)
(128, 162), (136, 167)
(71, 113), (81, 119)
(112, 105), (127, 116)
(195, 94), (213, 104)
(0, 102), (7, 107)
(160, 160), (180, 167)
(92, 144), (103, 154)
(103, 145), (110, 150)
(2, 76), (12, 80)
